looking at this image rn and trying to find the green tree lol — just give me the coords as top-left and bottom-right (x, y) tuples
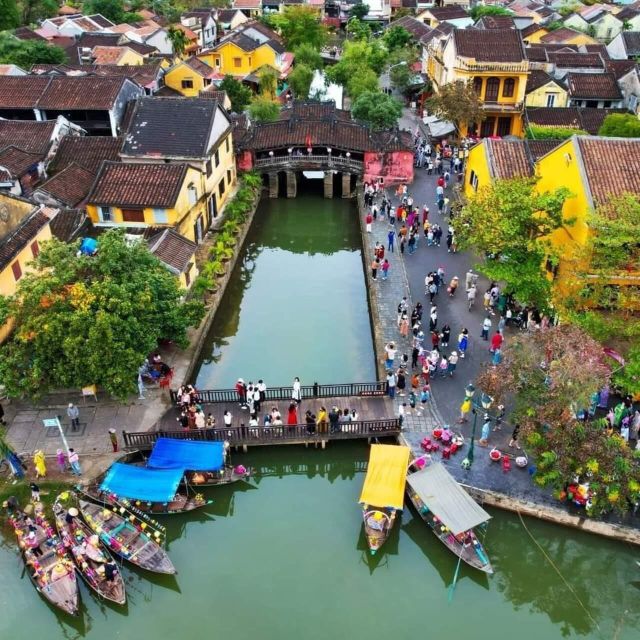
(348, 2), (369, 20)
(219, 74), (252, 112)
(469, 5), (512, 20)
(347, 67), (379, 100)
(293, 43), (323, 70)
(598, 113), (640, 138)
(426, 79), (485, 135)
(83, 0), (127, 23)
(388, 49), (418, 95)
(383, 25), (412, 52)
(546, 20), (564, 31)
(525, 124), (588, 140)
(21, 0), (58, 24)
(346, 17), (371, 41)
(288, 63), (314, 99)
(457, 177), (572, 310)
(476, 325), (633, 518)
(325, 38), (386, 87)
(351, 90), (402, 129)
(0, 230), (204, 400)
(248, 95), (280, 122)
(258, 66), (278, 98)
(265, 6), (327, 51)
(0, 0), (20, 31)
(167, 25), (189, 57)
(0, 33), (67, 67)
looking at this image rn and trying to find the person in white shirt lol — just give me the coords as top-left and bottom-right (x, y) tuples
(292, 377), (302, 404)
(223, 411), (232, 426)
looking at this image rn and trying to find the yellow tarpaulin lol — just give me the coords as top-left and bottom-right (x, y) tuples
(359, 444), (410, 510)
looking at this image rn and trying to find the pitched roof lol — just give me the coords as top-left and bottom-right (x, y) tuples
(566, 72), (622, 99)
(616, 7), (640, 21)
(606, 58), (638, 79)
(91, 45), (133, 64)
(453, 28), (526, 62)
(475, 15), (516, 29)
(526, 69), (562, 92)
(31, 62), (161, 89)
(88, 162), (189, 208)
(621, 32), (640, 56)
(183, 56), (217, 77)
(582, 43), (609, 58)
(549, 51), (604, 68)
(0, 76), (51, 108)
(48, 208), (89, 242)
(391, 16), (433, 40)
(427, 6), (469, 20)
(526, 139), (564, 161)
(485, 139), (533, 179)
(121, 97), (225, 159)
(48, 135), (121, 174)
(13, 26), (46, 41)
(36, 162), (96, 207)
(0, 207), (50, 271)
(576, 137), (640, 205)
(147, 228), (197, 274)
(525, 106), (627, 134)
(0, 120), (56, 155)
(540, 27), (587, 43)
(521, 22), (546, 39)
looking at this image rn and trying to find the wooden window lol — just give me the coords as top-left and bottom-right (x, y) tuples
(121, 208), (145, 223)
(497, 116), (511, 137)
(30, 240), (39, 258)
(181, 78), (194, 89)
(485, 77), (500, 102)
(11, 260), (22, 281)
(188, 183), (198, 205)
(218, 176), (225, 198)
(99, 206), (112, 222)
(546, 93), (556, 107)
(233, 57), (242, 68)
(480, 117), (495, 138)
(472, 76), (483, 97)
(469, 170), (478, 192)
(502, 78), (515, 98)
(214, 149), (220, 167)
(206, 159), (212, 177)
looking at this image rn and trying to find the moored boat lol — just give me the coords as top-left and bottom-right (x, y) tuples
(52, 493), (126, 605)
(78, 499), (176, 574)
(359, 444), (411, 555)
(87, 463), (212, 514)
(406, 460), (493, 574)
(7, 505), (79, 615)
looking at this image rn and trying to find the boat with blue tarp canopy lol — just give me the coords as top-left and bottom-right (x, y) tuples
(101, 464), (183, 503)
(148, 438), (225, 471)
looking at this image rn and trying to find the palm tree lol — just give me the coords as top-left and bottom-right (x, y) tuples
(167, 25), (189, 59)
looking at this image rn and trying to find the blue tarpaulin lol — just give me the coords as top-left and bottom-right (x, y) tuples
(148, 438), (225, 472)
(100, 463), (183, 503)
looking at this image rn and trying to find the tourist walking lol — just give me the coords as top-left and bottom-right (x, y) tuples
(467, 284), (477, 311)
(448, 276), (459, 297)
(481, 316), (492, 341)
(68, 449), (82, 476)
(56, 449), (66, 473)
(458, 328), (469, 358)
(399, 313), (410, 337)
(490, 331), (504, 353)
(108, 429), (118, 452)
(33, 450), (46, 478)
(441, 324), (451, 347)
(371, 257), (379, 280)
(384, 342), (397, 370)
(386, 371), (396, 399)
(67, 403), (80, 430)
(397, 369), (406, 396)
(292, 377), (302, 404)
(457, 396), (472, 423)
(447, 351), (458, 376)
(387, 229), (395, 252)
(509, 424), (521, 449)
(479, 414), (491, 447)
(365, 212), (373, 233)
(381, 259), (390, 280)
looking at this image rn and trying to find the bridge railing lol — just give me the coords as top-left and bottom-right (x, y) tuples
(122, 418), (401, 449)
(170, 381), (386, 405)
(254, 154), (364, 172)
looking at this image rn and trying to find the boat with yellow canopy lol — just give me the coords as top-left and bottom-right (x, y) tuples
(359, 444), (410, 555)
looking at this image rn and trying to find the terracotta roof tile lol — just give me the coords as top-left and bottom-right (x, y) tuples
(606, 59), (637, 79)
(36, 162), (96, 207)
(48, 208), (89, 242)
(621, 32), (640, 56)
(91, 45), (130, 64)
(0, 76), (51, 108)
(566, 72), (622, 100)
(453, 29), (526, 62)
(0, 146), (41, 177)
(0, 120), (56, 154)
(148, 228), (197, 273)
(577, 137), (640, 205)
(14, 26), (47, 41)
(548, 52), (604, 69)
(526, 69), (560, 93)
(48, 135), (121, 174)
(525, 106), (626, 134)
(183, 56), (216, 77)
(88, 162), (188, 208)
(427, 6), (469, 20)
(0, 208), (50, 272)
(475, 15), (516, 29)
(485, 139), (533, 179)
(540, 28), (587, 44)
(391, 16), (433, 40)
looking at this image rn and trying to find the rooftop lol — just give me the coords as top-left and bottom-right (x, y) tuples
(526, 69), (562, 93)
(474, 15), (516, 29)
(48, 208), (88, 242)
(390, 16), (433, 40)
(0, 120), (56, 155)
(0, 207), (50, 272)
(566, 72), (622, 100)
(621, 32), (640, 56)
(0, 146), (41, 178)
(148, 228), (197, 274)
(525, 106), (627, 134)
(48, 135), (121, 174)
(36, 162), (96, 207)
(548, 52), (604, 69)
(426, 5), (470, 20)
(453, 28), (526, 62)
(540, 27), (588, 44)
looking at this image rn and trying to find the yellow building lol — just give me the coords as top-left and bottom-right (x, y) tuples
(426, 28), (530, 137)
(521, 24), (549, 45)
(0, 195), (54, 341)
(525, 70), (569, 108)
(86, 162), (208, 243)
(198, 21), (289, 79)
(164, 57), (219, 97)
(119, 97), (237, 239)
(538, 27), (598, 47)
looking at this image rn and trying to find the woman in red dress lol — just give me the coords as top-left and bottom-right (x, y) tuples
(287, 402), (298, 427)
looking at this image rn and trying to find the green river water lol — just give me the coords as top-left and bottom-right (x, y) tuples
(2, 193), (639, 639)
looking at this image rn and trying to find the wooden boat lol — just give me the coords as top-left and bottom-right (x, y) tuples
(7, 507), (79, 615)
(359, 444), (411, 555)
(184, 465), (249, 487)
(52, 494), (126, 605)
(78, 499), (176, 575)
(406, 461), (493, 574)
(88, 462), (212, 515)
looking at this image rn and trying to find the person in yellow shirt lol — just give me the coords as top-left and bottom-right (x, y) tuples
(316, 407), (328, 434)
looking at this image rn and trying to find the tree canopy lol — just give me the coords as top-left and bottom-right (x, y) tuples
(0, 0), (20, 31)
(469, 5), (513, 20)
(388, 49), (419, 95)
(426, 79), (485, 134)
(264, 6), (327, 51)
(348, 2), (369, 20)
(293, 43), (323, 71)
(21, 0), (58, 25)
(351, 90), (402, 129)
(83, 0), (141, 24)
(288, 63), (314, 99)
(383, 25), (412, 52)
(457, 177), (572, 310)
(325, 39), (386, 97)
(0, 32), (67, 68)
(248, 96), (280, 122)
(346, 17), (371, 41)
(0, 230), (204, 400)
(167, 25), (190, 57)
(219, 74), (252, 112)
(598, 113), (640, 138)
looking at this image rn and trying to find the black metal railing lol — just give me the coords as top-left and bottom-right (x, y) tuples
(122, 418), (401, 449)
(170, 381), (386, 405)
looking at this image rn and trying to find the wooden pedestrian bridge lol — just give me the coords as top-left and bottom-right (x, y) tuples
(123, 382), (401, 450)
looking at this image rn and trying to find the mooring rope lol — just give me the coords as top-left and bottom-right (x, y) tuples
(516, 509), (601, 634)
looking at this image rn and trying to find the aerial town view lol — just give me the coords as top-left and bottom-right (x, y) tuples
(0, 0), (639, 638)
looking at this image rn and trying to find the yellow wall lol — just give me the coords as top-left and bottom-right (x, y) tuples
(523, 28), (548, 44)
(180, 261), (198, 290)
(199, 41), (277, 76)
(463, 142), (492, 199)
(117, 48), (145, 65)
(525, 81), (569, 108)
(164, 62), (210, 97)
(209, 131), (236, 215)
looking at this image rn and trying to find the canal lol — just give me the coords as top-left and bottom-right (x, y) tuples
(195, 188), (376, 388)
(2, 443), (639, 639)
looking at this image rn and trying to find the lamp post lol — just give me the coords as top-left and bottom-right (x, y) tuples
(461, 384), (493, 470)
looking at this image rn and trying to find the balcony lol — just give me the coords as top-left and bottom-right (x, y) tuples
(254, 154), (365, 173)
(455, 60), (529, 74)
(482, 101), (524, 113)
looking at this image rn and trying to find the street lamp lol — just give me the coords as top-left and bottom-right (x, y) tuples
(461, 386), (493, 470)
(388, 61), (408, 71)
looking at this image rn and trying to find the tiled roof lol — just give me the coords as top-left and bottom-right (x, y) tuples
(88, 162), (189, 208)
(0, 76), (51, 108)
(577, 137), (640, 205)
(526, 69), (560, 93)
(521, 23), (545, 39)
(548, 52), (604, 68)
(48, 135), (121, 174)
(48, 208), (89, 242)
(91, 46), (131, 64)
(123, 40), (158, 55)
(525, 106), (626, 134)
(525, 45), (549, 62)
(0, 120), (56, 154)
(475, 15), (516, 29)
(578, 107), (626, 135)
(616, 7), (640, 21)
(199, 88), (229, 103)
(216, 9), (242, 22)
(427, 6), (469, 20)
(420, 23), (454, 46)
(391, 16), (432, 40)
(453, 29), (526, 62)
(582, 43), (609, 58)
(526, 140), (563, 161)
(183, 56), (216, 77)
(232, 0), (262, 7)
(0, 208), (50, 272)
(87, 14), (115, 28)
(540, 28), (586, 44)
(31, 62), (161, 89)
(606, 59), (637, 79)
(0, 146), (41, 178)
(566, 72), (622, 100)
(36, 162), (95, 207)
(121, 97), (224, 159)
(0, 64), (25, 75)
(621, 32), (640, 56)
(485, 139), (533, 179)
(148, 228), (197, 274)
(402, 0), (417, 7)
(64, 32), (121, 63)
(14, 26), (46, 41)
(280, 101), (352, 121)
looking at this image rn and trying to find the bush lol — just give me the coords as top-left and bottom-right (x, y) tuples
(525, 125), (589, 140)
